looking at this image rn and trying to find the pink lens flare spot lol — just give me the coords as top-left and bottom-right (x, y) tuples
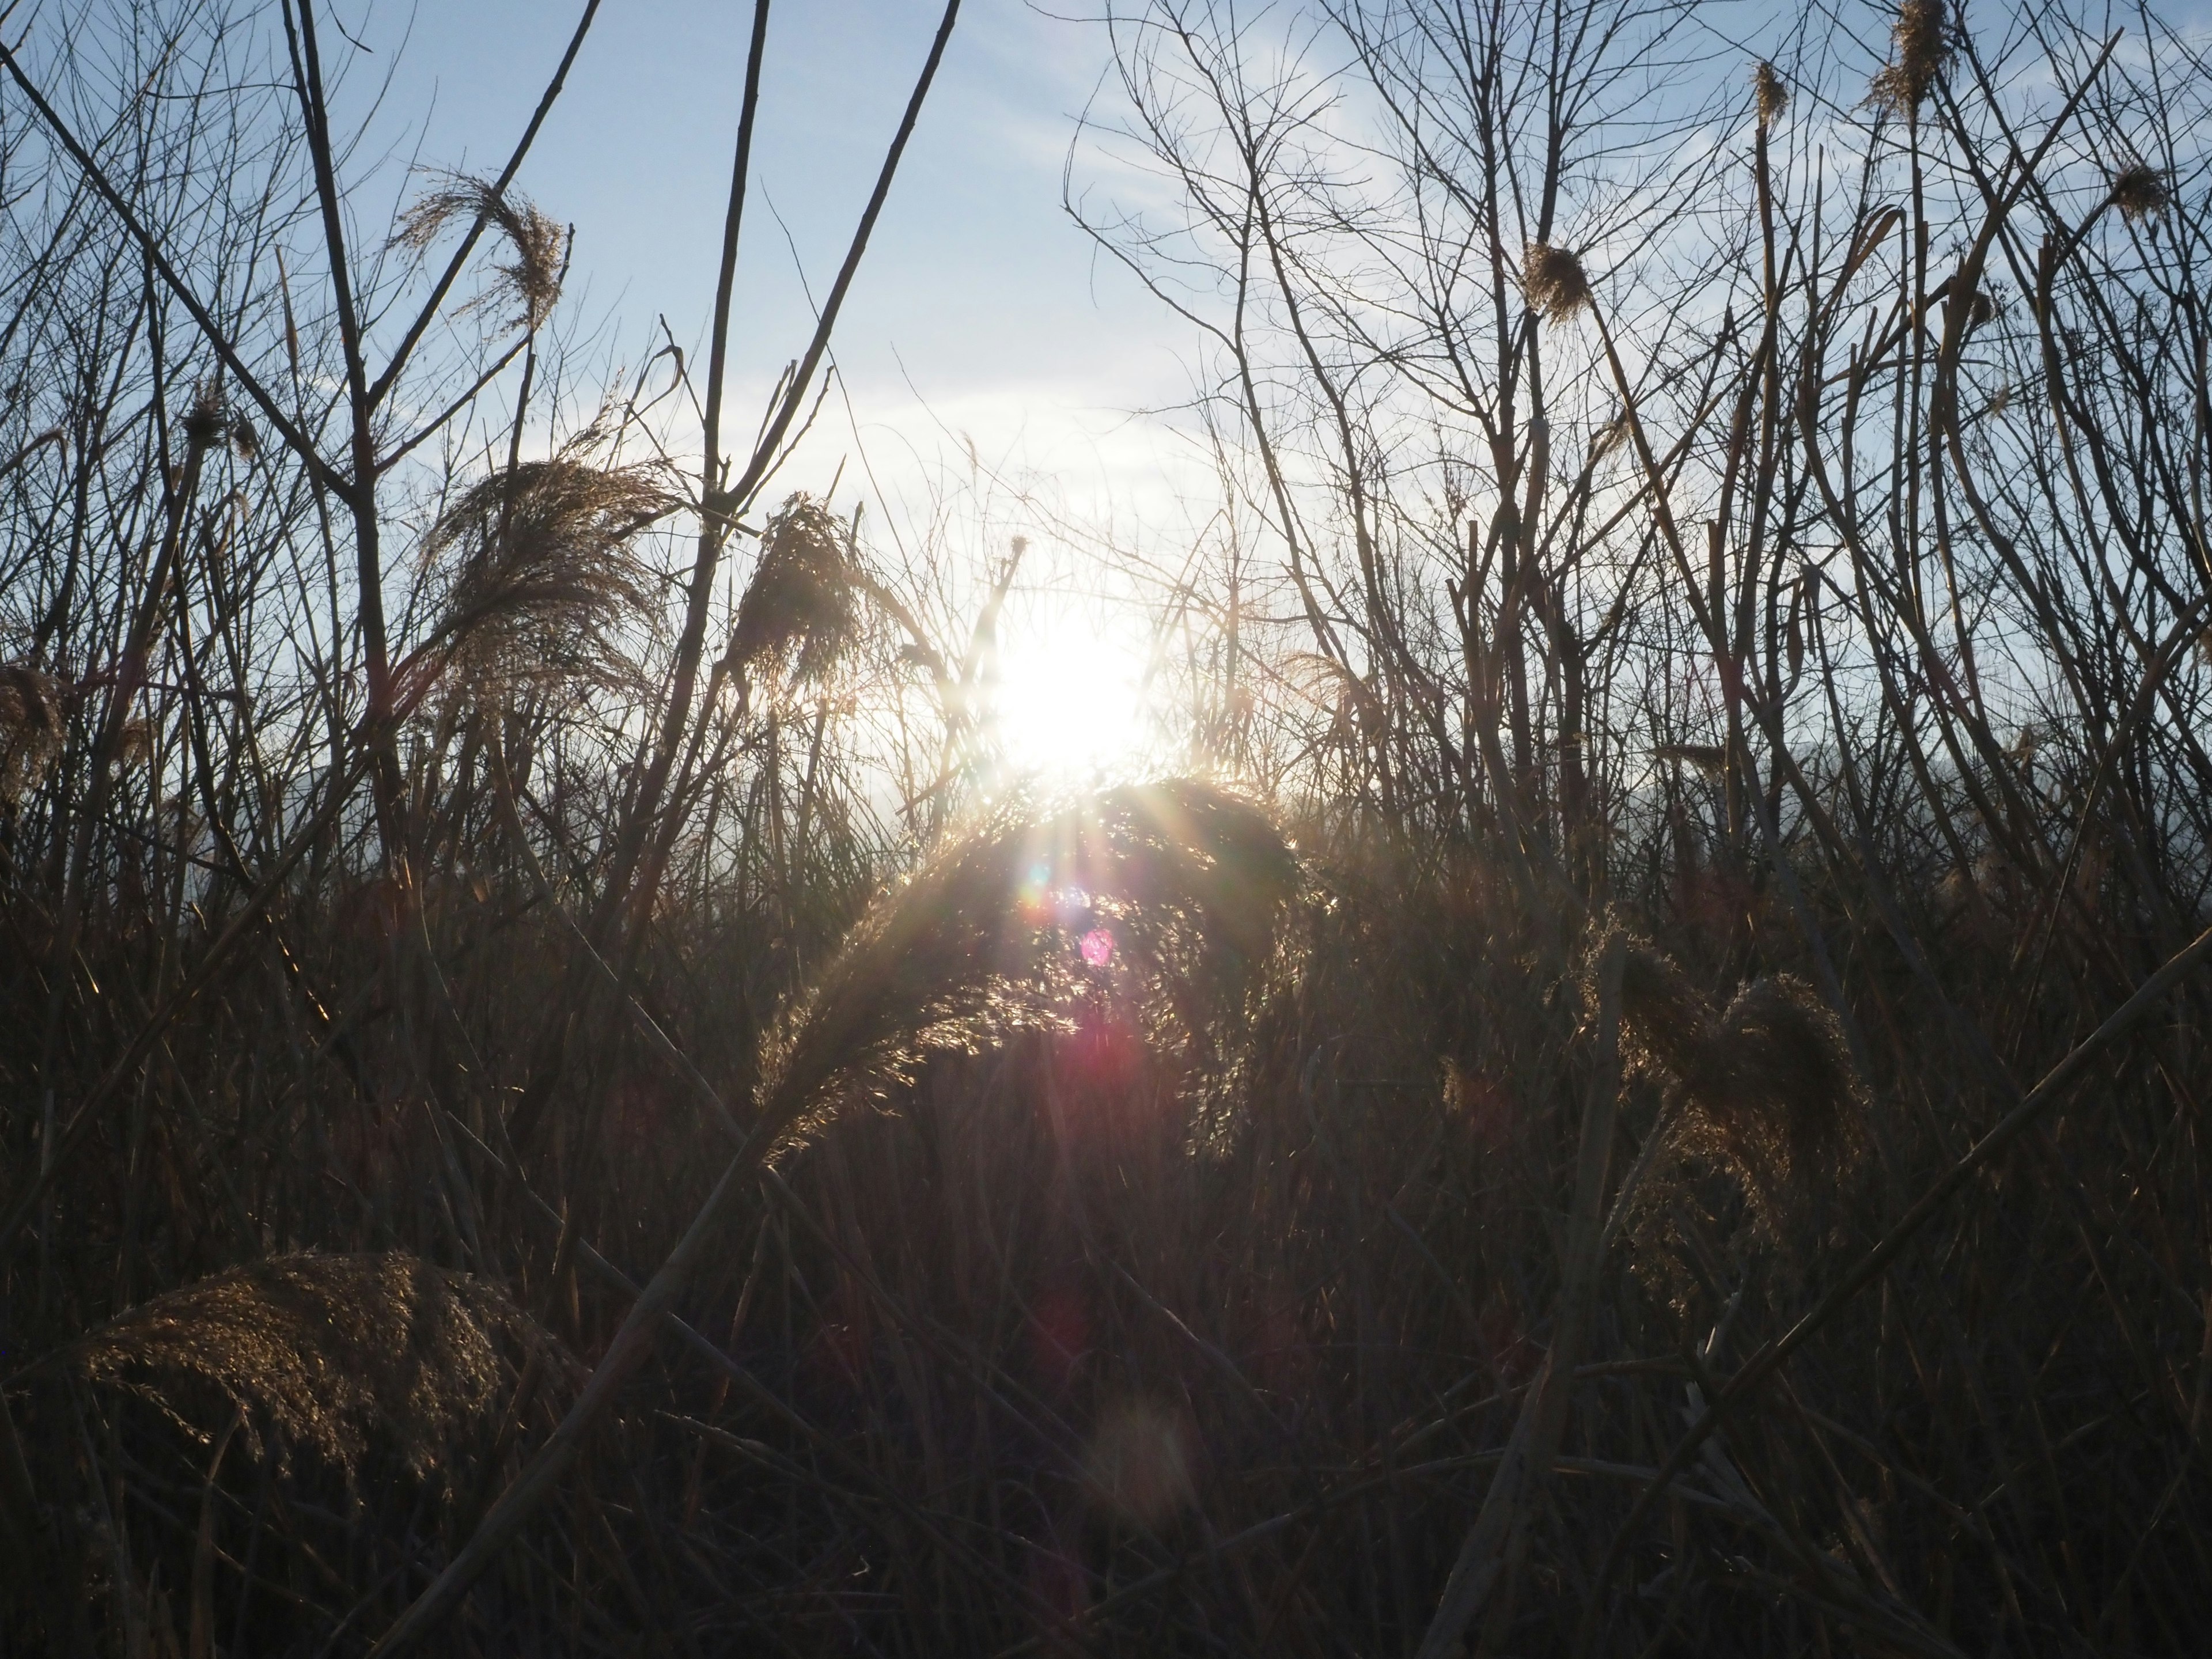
(1080, 927), (1115, 967)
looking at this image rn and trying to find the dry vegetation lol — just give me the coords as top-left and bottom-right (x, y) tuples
(2, 0), (2211, 1654)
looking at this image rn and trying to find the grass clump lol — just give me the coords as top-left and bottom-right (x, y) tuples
(52, 1253), (545, 1481)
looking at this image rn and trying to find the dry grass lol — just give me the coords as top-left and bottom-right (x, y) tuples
(725, 493), (865, 692)
(0, 663), (62, 806)
(425, 448), (667, 690)
(1869, 0), (1949, 115)
(393, 172), (568, 330)
(2, 5), (2209, 1655)
(1522, 241), (1592, 323)
(51, 1253), (544, 1480)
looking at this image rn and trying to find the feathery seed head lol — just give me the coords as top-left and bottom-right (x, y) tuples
(427, 448), (667, 691)
(1754, 61), (1788, 127)
(0, 663), (63, 805)
(60, 1252), (548, 1481)
(1869, 0), (1950, 115)
(728, 494), (863, 692)
(1619, 943), (1717, 1084)
(180, 384), (229, 452)
(1687, 976), (1866, 1213)
(1618, 944), (1866, 1248)
(2111, 163), (2172, 223)
(750, 779), (1298, 1160)
(394, 173), (568, 330)
(1522, 242), (1592, 324)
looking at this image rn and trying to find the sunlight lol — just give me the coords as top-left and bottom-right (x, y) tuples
(986, 598), (1154, 782)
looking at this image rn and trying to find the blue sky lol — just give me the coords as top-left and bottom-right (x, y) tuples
(364, 0), (1196, 525)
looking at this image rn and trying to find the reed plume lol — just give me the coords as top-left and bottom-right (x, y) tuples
(393, 172), (568, 330)
(750, 779), (1298, 1156)
(0, 664), (63, 805)
(426, 448), (667, 690)
(1618, 944), (1865, 1234)
(1753, 61), (1787, 128)
(1618, 944), (1716, 1085)
(53, 1253), (548, 1480)
(725, 494), (864, 694)
(1522, 243), (1592, 324)
(1869, 0), (1949, 115)
(2111, 162), (2172, 223)
(115, 719), (153, 767)
(179, 382), (230, 452)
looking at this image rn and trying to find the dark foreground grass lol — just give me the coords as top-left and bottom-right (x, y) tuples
(3, 1), (2212, 1652)
(3, 784), (2207, 1656)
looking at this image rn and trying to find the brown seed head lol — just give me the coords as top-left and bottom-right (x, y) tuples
(181, 383), (229, 452)
(752, 779), (1298, 1159)
(1869, 0), (1950, 115)
(58, 1252), (551, 1480)
(0, 663), (63, 805)
(2110, 163), (2172, 223)
(1687, 976), (1865, 1216)
(727, 494), (864, 692)
(1754, 61), (1787, 128)
(394, 172), (569, 330)
(1522, 241), (1592, 324)
(1618, 945), (1866, 1247)
(1619, 943), (1718, 1085)
(427, 449), (667, 691)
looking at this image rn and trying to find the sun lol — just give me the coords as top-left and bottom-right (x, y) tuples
(986, 596), (1155, 782)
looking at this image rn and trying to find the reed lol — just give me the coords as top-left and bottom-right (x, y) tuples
(0, 2), (2207, 1654)
(49, 1252), (544, 1480)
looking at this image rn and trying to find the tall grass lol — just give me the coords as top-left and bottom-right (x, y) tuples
(1, 0), (2209, 1654)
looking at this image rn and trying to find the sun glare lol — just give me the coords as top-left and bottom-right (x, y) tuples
(987, 600), (1155, 782)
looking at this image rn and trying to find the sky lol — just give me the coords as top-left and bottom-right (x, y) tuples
(25, 0), (2212, 782)
(359, 0), (1203, 538)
